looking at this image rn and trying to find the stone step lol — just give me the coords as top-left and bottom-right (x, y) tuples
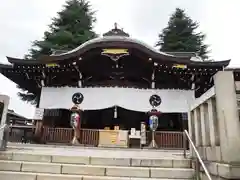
(0, 171), (193, 180)
(0, 152), (191, 168)
(0, 160), (194, 179)
(7, 143), (188, 159)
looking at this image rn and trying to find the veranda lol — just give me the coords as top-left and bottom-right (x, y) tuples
(8, 127), (185, 149)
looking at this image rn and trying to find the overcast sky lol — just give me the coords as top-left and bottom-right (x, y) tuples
(0, 0), (239, 118)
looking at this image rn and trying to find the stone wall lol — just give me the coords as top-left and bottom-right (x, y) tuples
(0, 95), (9, 150)
(189, 71), (240, 180)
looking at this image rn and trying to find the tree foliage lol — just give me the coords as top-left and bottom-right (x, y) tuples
(18, 0), (97, 105)
(156, 8), (209, 60)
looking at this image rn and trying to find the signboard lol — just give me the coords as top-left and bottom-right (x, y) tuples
(33, 108), (44, 120)
(102, 49), (129, 55)
(140, 122), (146, 145)
(46, 63), (59, 67)
(172, 64), (187, 69)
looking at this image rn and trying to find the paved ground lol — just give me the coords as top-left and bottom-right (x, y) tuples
(6, 142), (189, 159)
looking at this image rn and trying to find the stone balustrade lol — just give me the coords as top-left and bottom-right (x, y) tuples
(189, 71), (240, 180)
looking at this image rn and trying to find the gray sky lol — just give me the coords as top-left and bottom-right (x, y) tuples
(0, 0), (239, 118)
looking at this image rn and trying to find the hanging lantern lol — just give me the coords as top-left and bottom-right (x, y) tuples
(149, 115), (159, 131)
(70, 112), (80, 129)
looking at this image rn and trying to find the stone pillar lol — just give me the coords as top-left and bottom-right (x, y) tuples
(194, 108), (202, 146)
(188, 110), (195, 156)
(200, 104), (210, 146)
(0, 95), (10, 150)
(207, 98), (220, 146)
(0, 95), (9, 126)
(204, 103), (211, 146)
(214, 71), (240, 163)
(188, 111), (195, 142)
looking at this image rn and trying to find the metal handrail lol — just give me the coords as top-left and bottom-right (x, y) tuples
(183, 130), (212, 180)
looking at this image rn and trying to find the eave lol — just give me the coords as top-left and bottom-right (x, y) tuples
(6, 56), (231, 69)
(0, 63), (13, 68)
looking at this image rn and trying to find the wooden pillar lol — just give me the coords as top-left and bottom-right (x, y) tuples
(34, 120), (43, 138)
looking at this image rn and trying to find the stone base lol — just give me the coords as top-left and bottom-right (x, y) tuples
(198, 161), (240, 179)
(192, 146), (240, 179)
(200, 172), (228, 180)
(195, 146), (222, 162)
(0, 140), (7, 151)
(71, 137), (80, 145)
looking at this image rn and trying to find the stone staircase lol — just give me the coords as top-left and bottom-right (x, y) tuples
(0, 144), (194, 180)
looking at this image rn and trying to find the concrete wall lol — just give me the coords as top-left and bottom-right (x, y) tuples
(189, 71), (240, 180)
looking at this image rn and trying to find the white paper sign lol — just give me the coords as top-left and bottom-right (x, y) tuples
(140, 122), (146, 145)
(33, 108), (44, 120)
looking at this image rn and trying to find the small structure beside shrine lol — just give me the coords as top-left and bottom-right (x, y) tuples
(0, 24), (231, 148)
(7, 110), (34, 143)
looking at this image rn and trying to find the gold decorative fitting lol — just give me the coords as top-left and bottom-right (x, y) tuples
(101, 49), (129, 61)
(46, 63), (59, 67)
(172, 64), (187, 69)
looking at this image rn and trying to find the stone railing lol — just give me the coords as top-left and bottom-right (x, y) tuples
(189, 86), (219, 150)
(188, 71), (240, 180)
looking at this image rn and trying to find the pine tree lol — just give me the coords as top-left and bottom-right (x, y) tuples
(156, 8), (209, 60)
(18, 0), (97, 105)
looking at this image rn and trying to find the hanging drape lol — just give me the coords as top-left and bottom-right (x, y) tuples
(39, 87), (194, 113)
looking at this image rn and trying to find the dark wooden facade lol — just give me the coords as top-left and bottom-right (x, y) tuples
(9, 127), (185, 149)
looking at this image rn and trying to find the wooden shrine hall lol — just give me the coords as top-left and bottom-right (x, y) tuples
(0, 24), (230, 148)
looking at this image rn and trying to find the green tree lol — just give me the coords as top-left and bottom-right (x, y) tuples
(156, 8), (209, 60)
(18, 0), (98, 105)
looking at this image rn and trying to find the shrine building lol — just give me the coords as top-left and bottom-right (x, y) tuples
(0, 25), (231, 147)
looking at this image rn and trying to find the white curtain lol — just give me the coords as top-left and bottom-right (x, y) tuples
(39, 87), (194, 113)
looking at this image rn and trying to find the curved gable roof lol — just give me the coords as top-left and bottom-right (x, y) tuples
(5, 25), (230, 67)
(45, 35), (189, 60)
